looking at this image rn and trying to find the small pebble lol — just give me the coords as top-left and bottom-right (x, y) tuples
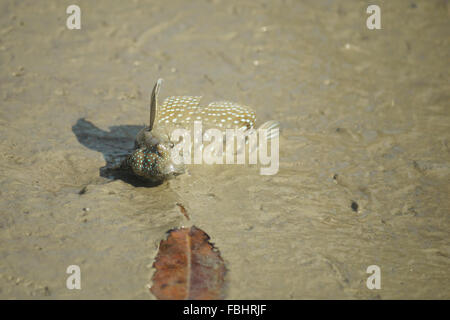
(351, 201), (359, 212)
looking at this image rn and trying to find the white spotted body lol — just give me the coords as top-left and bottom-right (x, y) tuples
(157, 96), (257, 133)
(121, 79), (279, 182)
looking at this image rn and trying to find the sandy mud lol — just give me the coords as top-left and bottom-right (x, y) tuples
(0, 0), (449, 299)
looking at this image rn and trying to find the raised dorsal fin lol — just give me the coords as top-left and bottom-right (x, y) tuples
(149, 78), (163, 131)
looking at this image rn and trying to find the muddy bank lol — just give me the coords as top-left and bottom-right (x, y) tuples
(0, 0), (449, 299)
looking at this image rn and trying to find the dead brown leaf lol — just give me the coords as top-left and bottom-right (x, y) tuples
(150, 226), (226, 300)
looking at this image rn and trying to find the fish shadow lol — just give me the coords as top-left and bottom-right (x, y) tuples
(72, 118), (163, 187)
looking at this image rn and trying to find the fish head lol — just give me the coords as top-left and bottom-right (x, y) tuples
(123, 79), (184, 181)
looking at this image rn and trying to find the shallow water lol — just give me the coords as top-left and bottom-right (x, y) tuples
(0, 0), (449, 299)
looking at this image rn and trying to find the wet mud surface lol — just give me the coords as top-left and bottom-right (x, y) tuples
(0, 0), (449, 299)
